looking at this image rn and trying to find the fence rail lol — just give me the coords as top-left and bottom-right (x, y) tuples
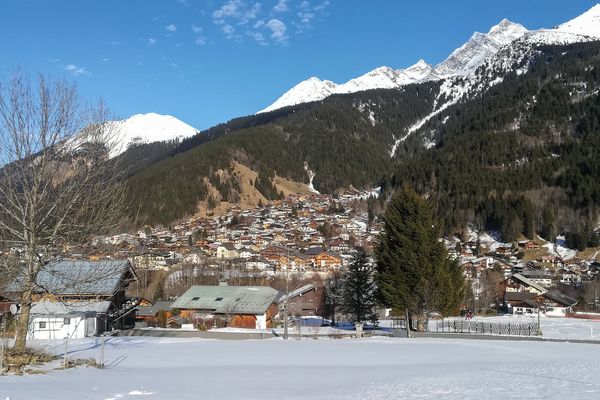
(436, 320), (540, 336)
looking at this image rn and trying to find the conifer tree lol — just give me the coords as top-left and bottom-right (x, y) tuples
(340, 248), (379, 325)
(375, 186), (465, 323)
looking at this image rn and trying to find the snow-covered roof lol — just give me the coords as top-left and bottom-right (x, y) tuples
(171, 285), (279, 315)
(30, 300), (112, 316)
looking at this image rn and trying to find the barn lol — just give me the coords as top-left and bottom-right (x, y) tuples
(171, 284), (279, 329)
(9, 259), (137, 339)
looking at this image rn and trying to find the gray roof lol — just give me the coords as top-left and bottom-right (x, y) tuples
(305, 247), (325, 256)
(171, 285), (278, 315)
(10, 259), (135, 296)
(278, 283), (317, 303)
(136, 300), (174, 317)
(509, 274), (547, 294)
(542, 290), (577, 307)
(505, 292), (537, 302)
(30, 300), (112, 316)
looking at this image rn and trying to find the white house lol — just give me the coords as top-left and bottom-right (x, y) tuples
(10, 259), (138, 339)
(27, 301), (111, 340)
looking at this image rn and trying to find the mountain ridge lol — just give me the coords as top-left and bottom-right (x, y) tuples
(258, 4), (600, 114)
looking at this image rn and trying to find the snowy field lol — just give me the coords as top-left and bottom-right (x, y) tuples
(3, 336), (600, 400)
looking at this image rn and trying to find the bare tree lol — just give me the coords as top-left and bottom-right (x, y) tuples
(0, 71), (127, 350)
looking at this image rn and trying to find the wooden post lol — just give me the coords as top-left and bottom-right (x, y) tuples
(100, 336), (105, 368)
(63, 336), (68, 368)
(405, 309), (411, 338)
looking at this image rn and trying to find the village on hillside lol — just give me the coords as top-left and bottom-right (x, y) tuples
(1, 188), (599, 341)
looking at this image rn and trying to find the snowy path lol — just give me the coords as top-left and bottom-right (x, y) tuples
(3, 336), (600, 399)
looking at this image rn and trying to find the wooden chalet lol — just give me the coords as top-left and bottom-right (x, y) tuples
(170, 284), (279, 329)
(8, 259), (137, 339)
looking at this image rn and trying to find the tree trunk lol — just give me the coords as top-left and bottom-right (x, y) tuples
(14, 282), (33, 351)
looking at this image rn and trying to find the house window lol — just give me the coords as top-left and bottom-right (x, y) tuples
(64, 318), (71, 325)
(39, 321), (46, 329)
(215, 297), (223, 301)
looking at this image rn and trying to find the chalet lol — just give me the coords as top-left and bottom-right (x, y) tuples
(278, 283), (325, 317)
(540, 255), (559, 265)
(9, 259), (137, 339)
(170, 284), (279, 329)
(216, 243), (239, 259)
(499, 273), (546, 298)
(504, 292), (539, 315)
(521, 241), (540, 250)
(521, 270), (554, 288)
(313, 252), (343, 269)
(136, 300), (173, 327)
(535, 291), (578, 317)
(559, 268), (582, 285)
(495, 246), (514, 256)
(329, 238), (350, 253)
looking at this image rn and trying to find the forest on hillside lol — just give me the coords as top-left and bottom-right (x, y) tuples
(387, 41), (600, 245)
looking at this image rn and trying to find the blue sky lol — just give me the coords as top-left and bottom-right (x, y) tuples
(1, 0), (599, 130)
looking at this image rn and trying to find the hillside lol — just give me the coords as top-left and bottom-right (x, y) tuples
(127, 84), (440, 225)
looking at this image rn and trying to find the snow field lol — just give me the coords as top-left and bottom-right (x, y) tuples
(2, 335), (600, 399)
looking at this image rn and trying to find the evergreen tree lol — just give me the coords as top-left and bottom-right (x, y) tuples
(375, 186), (465, 323)
(340, 248), (379, 325)
(154, 278), (165, 301)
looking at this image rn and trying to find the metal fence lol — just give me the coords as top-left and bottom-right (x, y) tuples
(436, 319), (540, 336)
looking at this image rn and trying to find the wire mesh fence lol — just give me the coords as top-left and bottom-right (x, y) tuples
(436, 319), (540, 336)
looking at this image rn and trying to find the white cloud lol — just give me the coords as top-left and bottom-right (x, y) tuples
(298, 11), (314, 25)
(65, 64), (91, 76)
(247, 30), (267, 45)
(195, 36), (207, 45)
(265, 18), (287, 42)
(242, 2), (261, 23)
(222, 24), (236, 38)
(274, 0), (288, 12)
(101, 58), (109, 62)
(213, 0), (242, 20)
(254, 19), (264, 29)
(192, 24), (203, 33)
(147, 38), (157, 45)
(295, 0), (330, 32)
(166, 24), (177, 32)
(213, 0), (261, 26)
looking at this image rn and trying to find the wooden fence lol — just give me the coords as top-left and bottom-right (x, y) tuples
(436, 319), (540, 336)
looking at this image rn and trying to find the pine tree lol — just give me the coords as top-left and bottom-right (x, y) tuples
(340, 248), (379, 325)
(375, 186), (465, 323)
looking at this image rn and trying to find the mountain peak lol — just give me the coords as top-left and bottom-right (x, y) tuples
(556, 3), (600, 38)
(258, 76), (338, 113)
(110, 113), (198, 157)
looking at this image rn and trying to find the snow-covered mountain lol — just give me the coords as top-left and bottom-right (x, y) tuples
(109, 113), (198, 157)
(435, 19), (527, 78)
(258, 59), (439, 113)
(556, 3), (600, 38)
(258, 4), (600, 113)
